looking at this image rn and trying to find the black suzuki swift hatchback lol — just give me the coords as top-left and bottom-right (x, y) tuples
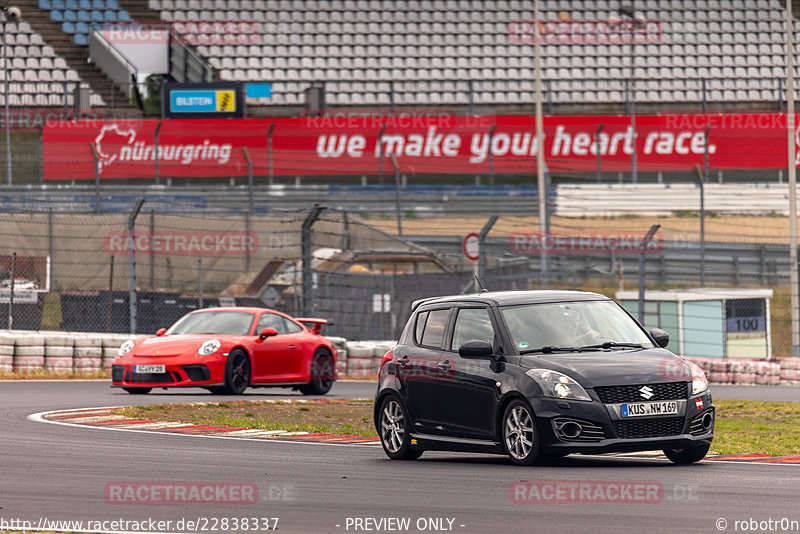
(374, 290), (714, 465)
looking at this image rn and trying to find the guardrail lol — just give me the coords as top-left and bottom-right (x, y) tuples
(0, 183), (792, 216)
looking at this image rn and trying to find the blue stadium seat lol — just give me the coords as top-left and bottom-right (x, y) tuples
(64, 10), (78, 22)
(90, 10), (104, 22)
(61, 21), (76, 33)
(79, 0), (91, 8)
(91, 0), (103, 7)
(65, 0), (78, 8)
(52, 0), (65, 7)
(106, 0), (119, 8)
(103, 10), (116, 20)
(76, 21), (89, 34)
(117, 9), (131, 20)
(77, 10), (91, 22)
(74, 33), (89, 45)
(50, 10), (64, 21)
(39, 0), (52, 9)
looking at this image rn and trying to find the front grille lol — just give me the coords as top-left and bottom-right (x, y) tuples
(689, 411), (714, 436)
(612, 417), (686, 439)
(552, 418), (606, 442)
(130, 371), (178, 384)
(594, 382), (688, 404)
(112, 365), (124, 382)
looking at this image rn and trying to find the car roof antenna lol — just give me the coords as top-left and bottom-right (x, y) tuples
(474, 276), (489, 293)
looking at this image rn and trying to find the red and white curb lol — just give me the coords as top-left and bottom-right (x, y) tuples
(705, 453), (800, 464)
(28, 405), (381, 447)
(602, 451), (800, 464)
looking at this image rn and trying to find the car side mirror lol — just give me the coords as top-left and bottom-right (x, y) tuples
(156, 328), (166, 337)
(259, 327), (279, 341)
(650, 328), (669, 348)
(459, 339), (494, 358)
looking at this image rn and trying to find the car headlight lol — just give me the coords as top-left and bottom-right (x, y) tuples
(690, 361), (708, 395)
(526, 368), (591, 401)
(198, 339), (221, 356)
(117, 340), (134, 357)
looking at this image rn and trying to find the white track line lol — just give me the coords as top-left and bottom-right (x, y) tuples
(28, 407), (381, 449)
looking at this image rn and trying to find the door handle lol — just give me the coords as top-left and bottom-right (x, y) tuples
(288, 345), (297, 350)
(398, 355), (409, 367)
(438, 360), (451, 372)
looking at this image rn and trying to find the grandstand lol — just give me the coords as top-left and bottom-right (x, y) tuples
(1, 0), (798, 114)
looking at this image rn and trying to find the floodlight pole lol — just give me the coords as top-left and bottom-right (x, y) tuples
(301, 203), (325, 317)
(637, 224), (660, 323)
(242, 146), (253, 214)
(595, 123), (604, 183)
(389, 153), (403, 236)
(787, 0), (800, 357)
(153, 121), (162, 185)
(1, 2), (14, 186)
(128, 198), (145, 335)
(619, 5), (639, 183)
(702, 124), (711, 287)
(535, 0), (548, 287)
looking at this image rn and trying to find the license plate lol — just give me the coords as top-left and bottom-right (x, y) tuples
(134, 364), (165, 374)
(621, 401), (678, 417)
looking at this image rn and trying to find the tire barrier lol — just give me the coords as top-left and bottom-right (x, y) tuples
(0, 333), (14, 373)
(779, 358), (800, 386)
(343, 340), (396, 377)
(73, 335), (103, 373)
(1, 331), (798, 384)
(13, 344), (45, 373)
(44, 333), (75, 373)
(326, 336), (349, 377)
(0, 331), (140, 375)
(688, 357), (786, 386)
(101, 335), (131, 370)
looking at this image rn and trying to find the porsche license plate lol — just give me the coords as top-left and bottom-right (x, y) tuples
(134, 364), (165, 374)
(621, 401), (678, 418)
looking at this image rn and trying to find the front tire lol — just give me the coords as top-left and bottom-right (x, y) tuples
(378, 396), (423, 460)
(299, 349), (335, 396)
(663, 443), (710, 464)
(221, 349), (251, 395)
(502, 399), (540, 466)
(122, 387), (151, 395)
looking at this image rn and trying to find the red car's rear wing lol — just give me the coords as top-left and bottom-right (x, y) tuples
(297, 318), (328, 335)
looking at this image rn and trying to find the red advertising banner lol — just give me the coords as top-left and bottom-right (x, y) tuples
(42, 113), (794, 180)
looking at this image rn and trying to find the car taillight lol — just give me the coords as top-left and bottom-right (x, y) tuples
(379, 349), (394, 374)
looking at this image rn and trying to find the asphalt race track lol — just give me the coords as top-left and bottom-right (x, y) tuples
(2, 380), (800, 534)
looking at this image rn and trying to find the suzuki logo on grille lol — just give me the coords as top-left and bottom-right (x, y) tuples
(639, 385), (654, 399)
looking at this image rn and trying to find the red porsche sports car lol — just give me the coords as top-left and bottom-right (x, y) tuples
(111, 307), (337, 395)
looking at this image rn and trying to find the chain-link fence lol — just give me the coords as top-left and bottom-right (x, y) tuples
(0, 204), (791, 363)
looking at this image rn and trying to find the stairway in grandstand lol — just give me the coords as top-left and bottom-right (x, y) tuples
(15, 0), (145, 113)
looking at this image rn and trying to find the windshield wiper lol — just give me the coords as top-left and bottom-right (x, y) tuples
(577, 341), (644, 351)
(520, 346), (582, 354)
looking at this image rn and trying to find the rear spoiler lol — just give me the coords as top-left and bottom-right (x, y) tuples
(297, 317), (328, 335)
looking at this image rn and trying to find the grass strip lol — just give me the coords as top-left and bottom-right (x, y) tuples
(118, 398), (800, 457)
(117, 399), (377, 437)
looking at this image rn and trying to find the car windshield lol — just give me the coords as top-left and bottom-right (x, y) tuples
(501, 300), (653, 353)
(165, 310), (256, 336)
